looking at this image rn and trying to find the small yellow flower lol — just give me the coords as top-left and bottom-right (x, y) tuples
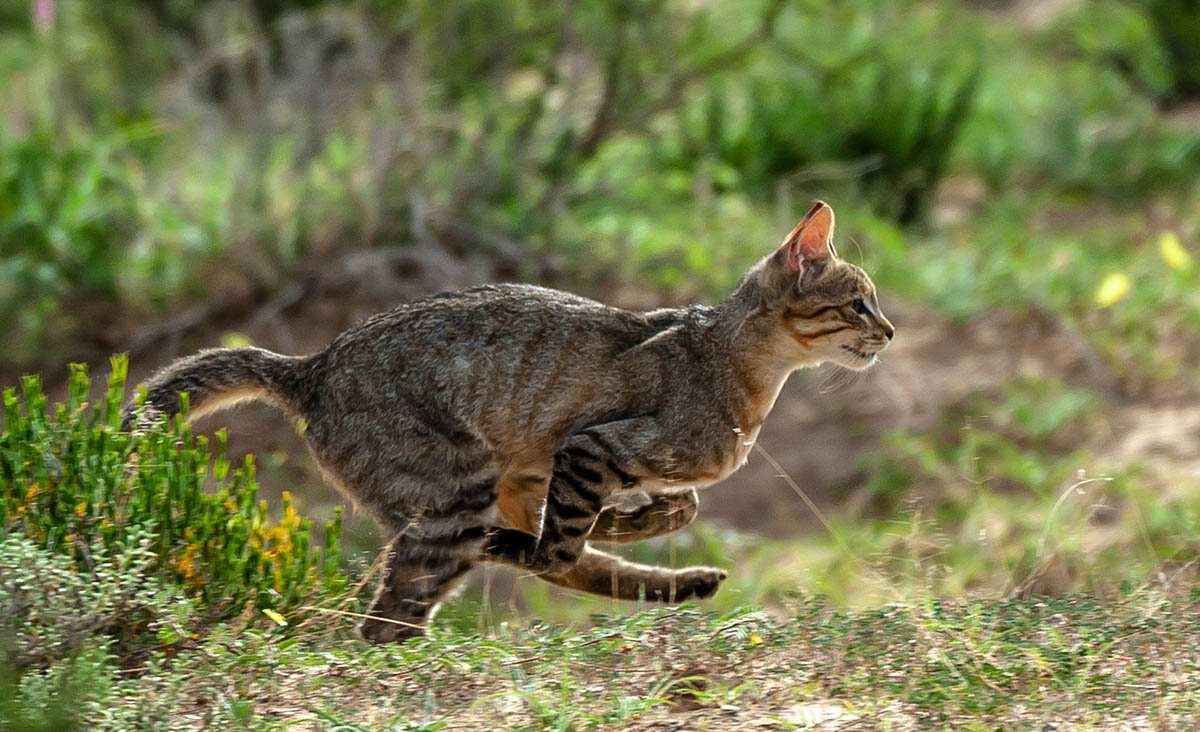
(749, 632), (764, 647)
(74, 501), (87, 518)
(1158, 231), (1193, 271)
(176, 543), (201, 584)
(220, 332), (254, 349)
(1095, 272), (1132, 308)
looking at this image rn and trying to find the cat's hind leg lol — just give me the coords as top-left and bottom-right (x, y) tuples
(360, 528), (476, 643)
(359, 476), (498, 644)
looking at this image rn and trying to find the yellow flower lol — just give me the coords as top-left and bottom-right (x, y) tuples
(74, 501), (87, 518)
(749, 632), (764, 647)
(281, 491), (300, 529)
(1095, 272), (1131, 308)
(220, 332), (254, 348)
(176, 543), (201, 584)
(1158, 231), (1193, 271)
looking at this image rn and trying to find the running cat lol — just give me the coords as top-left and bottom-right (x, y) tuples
(124, 201), (894, 642)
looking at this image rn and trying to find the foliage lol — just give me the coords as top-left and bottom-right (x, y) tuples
(660, 1), (984, 223)
(849, 190), (1200, 384)
(0, 356), (345, 625)
(4, 0), (1198, 374)
(1145, 0), (1200, 100)
(0, 122), (188, 364)
(6, 598), (1198, 728)
(0, 532), (193, 672)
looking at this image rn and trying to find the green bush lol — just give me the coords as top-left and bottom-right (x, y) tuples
(0, 119), (228, 366)
(658, 1), (983, 223)
(1146, 0), (1200, 100)
(0, 532), (193, 671)
(0, 356), (345, 626)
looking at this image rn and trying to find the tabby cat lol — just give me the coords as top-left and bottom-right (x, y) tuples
(124, 201), (894, 643)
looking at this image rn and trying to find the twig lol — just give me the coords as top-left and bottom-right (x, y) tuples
(297, 605), (426, 631)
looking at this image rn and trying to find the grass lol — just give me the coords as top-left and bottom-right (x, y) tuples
(4, 1), (1200, 727)
(5, 360), (1200, 728)
(11, 594), (1200, 729)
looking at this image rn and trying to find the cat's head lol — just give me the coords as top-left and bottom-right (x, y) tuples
(753, 201), (894, 370)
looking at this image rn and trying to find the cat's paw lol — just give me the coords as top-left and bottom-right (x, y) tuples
(664, 566), (727, 602)
(592, 488), (699, 543)
(483, 527), (539, 564)
(527, 543), (584, 575)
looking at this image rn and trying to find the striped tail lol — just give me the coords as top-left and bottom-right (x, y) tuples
(121, 347), (311, 430)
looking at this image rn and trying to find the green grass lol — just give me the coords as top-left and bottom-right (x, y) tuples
(5, 360), (1200, 727)
(9, 595), (1200, 729)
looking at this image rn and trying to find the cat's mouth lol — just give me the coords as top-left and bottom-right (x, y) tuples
(841, 344), (878, 365)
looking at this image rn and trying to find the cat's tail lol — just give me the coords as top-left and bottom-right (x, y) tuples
(120, 347), (313, 431)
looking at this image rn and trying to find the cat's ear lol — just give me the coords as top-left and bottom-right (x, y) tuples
(778, 201), (836, 282)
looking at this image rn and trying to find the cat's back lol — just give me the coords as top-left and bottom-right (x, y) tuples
(331, 283), (648, 352)
(313, 284), (660, 404)
(301, 283), (675, 454)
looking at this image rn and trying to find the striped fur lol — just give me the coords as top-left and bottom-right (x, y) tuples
(124, 201), (893, 642)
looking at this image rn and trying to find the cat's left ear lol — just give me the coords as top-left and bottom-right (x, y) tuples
(779, 201), (836, 278)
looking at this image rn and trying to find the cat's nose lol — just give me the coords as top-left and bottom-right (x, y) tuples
(881, 320), (895, 341)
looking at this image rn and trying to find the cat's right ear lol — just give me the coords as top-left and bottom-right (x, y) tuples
(771, 201), (835, 289)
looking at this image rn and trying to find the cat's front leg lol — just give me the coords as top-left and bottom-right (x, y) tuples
(524, 419), (664, 574)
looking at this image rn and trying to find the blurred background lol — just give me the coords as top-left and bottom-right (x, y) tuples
(4, 0), (1200, 621)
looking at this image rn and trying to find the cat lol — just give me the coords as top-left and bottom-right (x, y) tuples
(123, 201), (894, 643)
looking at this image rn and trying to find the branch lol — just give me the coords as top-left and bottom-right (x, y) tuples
(575, 0), (791, 165)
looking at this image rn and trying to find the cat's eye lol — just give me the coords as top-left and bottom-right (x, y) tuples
(851, 298), (869, 315)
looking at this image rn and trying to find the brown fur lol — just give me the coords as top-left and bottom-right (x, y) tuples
(124, 201), (894, 642)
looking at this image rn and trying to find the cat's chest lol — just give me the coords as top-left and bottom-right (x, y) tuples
(728, 423), (761, 472)
(712, 421), (762, 483)
(640, 421), (762, 492)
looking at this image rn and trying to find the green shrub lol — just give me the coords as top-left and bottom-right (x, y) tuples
(0, 125), (140, 363)
(1146, 0), (1200, 100)
(658, 1), (983, 223)
(0, 356), (345, 623)
(0, 532), (192, 671)
(0, 118), (232, 366)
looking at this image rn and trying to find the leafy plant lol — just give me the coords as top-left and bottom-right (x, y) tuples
(0, 532), (192, 671)
(660, 1), (984, 223)
(1145, 0), (1200, 101)
(0, 356), (345, 622)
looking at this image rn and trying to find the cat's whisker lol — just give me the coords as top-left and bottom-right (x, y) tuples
(818, 365), (859, 394)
